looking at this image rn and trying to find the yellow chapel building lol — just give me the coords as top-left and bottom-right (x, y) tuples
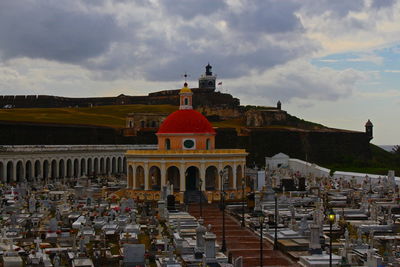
(125, 82), (248, 202)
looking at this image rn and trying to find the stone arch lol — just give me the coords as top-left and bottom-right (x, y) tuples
(223, 165), (234, 189)
(135, 166), (145, 189)
(149, 166), (161, 190)
(112, 157), (116, 174)
(59, 159), (65, 179)
(43, 160), (49, 180)
(16, 161), (24, 183)
(185, 166), (200, 191)
(51, 160), (57, 179)
(94, 158), (99, 175)
(34, 160), (41, 179)
(87, 158), (93, 176)
(117, 157), (122, 173)
(106, 157), (111, 175)
(236, 165), (243, 188)
(205, 165), (218, 190)
(66, 159), (72, 178)
(100, 158), (105, 174)
(6, 161), (14, 183)
(0, 162), (3, 182)
(25, 161), (33, 182)
(166, 166), (180, 192)
(80, 158), (86, 176)
(73, 159), (79, 178)
(128, 165), (134, 188)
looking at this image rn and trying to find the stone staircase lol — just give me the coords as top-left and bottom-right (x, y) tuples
(188, 203), (299, 267)
(184, 190), (207, 204)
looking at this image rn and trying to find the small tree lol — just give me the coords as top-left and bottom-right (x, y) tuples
(392, 145), (400, 155)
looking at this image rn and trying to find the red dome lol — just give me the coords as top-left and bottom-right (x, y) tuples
(157, 109), (216, 134)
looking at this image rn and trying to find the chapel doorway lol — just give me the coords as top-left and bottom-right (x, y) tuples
(185, 166), (199, 191)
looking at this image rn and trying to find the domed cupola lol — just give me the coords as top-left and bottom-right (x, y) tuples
(157, 82), (216, 150)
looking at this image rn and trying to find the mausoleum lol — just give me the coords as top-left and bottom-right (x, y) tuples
(125, 82), (248, 202)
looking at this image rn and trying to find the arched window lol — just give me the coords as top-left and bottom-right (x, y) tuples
(165, 139), (171, 150)
(206, 138), (211, 150)
(184, 98), (188, 105)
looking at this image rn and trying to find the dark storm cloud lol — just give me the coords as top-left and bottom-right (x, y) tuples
(0, 0), (377, 86)
(0, 1), (121, 63)
(227, 0), (303, 34)
(160, 0), (226, 19)
(301, 0), (365, 17)
(142, 37), (317, 81)
(371, 0), (396, 9)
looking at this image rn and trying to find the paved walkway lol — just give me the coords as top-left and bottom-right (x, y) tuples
(188, 204), (299, 267)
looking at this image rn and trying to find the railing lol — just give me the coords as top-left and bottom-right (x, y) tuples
(0, 144), (157, 152)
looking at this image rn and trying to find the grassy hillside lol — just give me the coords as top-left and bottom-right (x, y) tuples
(0, 105), (178, 128)
(0, 104), (247, 129)
(326, 144), (400, 175)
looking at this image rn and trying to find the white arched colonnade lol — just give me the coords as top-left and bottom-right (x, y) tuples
(0, 145), (156, 183)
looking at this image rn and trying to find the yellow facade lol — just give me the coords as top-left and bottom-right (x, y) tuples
(126, 149), (247, 192)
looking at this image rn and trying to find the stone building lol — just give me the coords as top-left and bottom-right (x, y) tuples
(245, 108), (288, 127)
(125, 113), (168, 136)
(125, 82), (247, 202)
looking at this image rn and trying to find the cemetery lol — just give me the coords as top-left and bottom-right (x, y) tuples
(0, 154), (399, 267)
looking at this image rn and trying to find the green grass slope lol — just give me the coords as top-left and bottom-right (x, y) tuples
(0, 105), (178, 128)
(326, 144), (400, 175)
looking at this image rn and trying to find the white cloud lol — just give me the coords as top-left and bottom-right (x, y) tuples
(384, 70), (400, 73)
(226, 60), (367, 106)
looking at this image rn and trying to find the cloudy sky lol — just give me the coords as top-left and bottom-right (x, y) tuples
(0, 0), (399, 145)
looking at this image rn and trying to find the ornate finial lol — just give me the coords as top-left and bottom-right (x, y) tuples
(182, 72), (190, 82)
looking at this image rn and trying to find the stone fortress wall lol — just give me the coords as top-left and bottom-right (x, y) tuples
(0, 88), (239, 109)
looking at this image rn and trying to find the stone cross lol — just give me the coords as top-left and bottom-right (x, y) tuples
(357, 228), (363, 246)
(53, 254), (60, 267)
(1, 228), (6, 242)
(49, 218), (58, 232)
(10, 213), (17, 226)
(29, 197), (36, 213)
(79, 237), (86, 254)
(299, 215), (308, 236)
(344, 229), (350, 250)
(34, 237), (42, 251)
(196, 219), (207, 251)
(177, 218), (181, 235)
(369, 230), (374, 248)
(164, 237), (169, 253)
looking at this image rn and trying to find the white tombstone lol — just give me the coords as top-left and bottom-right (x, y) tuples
(234, 256), (243, 267)
(204, 232), (216, 260)
(158, 200), (165, 220)
(123, 244), (145, 266)
(309, 223), (321, 254)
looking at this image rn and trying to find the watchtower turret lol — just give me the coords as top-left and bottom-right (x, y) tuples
(199, 63), (216, 90)
(365, 119), (373, 140)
